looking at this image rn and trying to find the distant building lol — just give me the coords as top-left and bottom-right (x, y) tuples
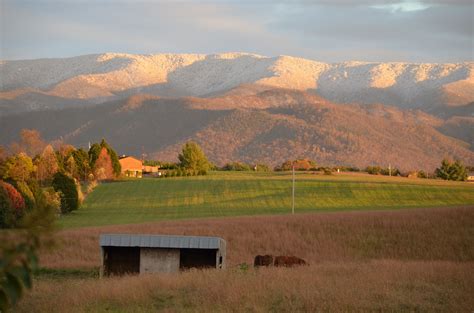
(468, 172), (474, 182)
(119, 156), (143, 177)
(143, 165), (159, 174)
(99, 234), (226, 276)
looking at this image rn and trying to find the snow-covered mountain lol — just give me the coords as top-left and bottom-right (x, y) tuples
(1, 53), (473, 113)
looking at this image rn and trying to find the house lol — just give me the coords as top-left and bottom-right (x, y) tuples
(99, 234), (226, 276)
(119, 156), (143, 177)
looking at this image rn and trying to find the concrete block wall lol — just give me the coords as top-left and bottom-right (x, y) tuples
(140, 248), (180, 273)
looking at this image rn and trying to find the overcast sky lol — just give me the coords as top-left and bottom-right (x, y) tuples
(1, 0), (472, 62)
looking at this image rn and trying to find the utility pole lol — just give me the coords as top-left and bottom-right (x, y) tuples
(292, 164), (295, 215)
(141, 146), (146, 162)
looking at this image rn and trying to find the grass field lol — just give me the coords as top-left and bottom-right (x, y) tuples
(19, 206), (474, 312)
(14, 172), (474, 312)
(59, 171), (474, 228)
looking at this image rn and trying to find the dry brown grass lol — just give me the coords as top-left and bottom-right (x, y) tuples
(41, 206), (474, 269)
(16, 206), (474, 312)
(18, 261), (474, 312)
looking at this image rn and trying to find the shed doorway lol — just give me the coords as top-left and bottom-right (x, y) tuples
(103, 247), (140, 276)
(180, 248), (217, 269)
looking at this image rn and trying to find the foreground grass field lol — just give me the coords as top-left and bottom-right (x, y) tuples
(25, 172), (472, 312)
(20, 207), (474, 312)
(60, 171), (474, 228)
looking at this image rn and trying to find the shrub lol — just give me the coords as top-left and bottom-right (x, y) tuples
(52, 172), (79, 214)
(366, 166), (399, 176)
(0, 183), (13, 228)
(255, 164), (271, 172)
(418, 170), (427, 179)
(76, 179), (84, 205)
(276, 159), (316, 171)
(86, 180), (98, 194)
(222, 162), (251, 171)
(366, 166), (382, 175)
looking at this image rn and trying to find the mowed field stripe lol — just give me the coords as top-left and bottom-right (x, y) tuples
(59, 172), (474, 228)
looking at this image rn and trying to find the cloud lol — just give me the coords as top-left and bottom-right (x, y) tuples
(1, 0), (472, 62)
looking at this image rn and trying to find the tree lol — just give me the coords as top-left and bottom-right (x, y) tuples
(71, 148), (90, 181)
(35, 145), (59, 183)
(10, 129), (46, 157)
(2, 153), (35, 182)
(178, 142), (210, 174)
(88, 140), (121, 177)
(52, 172), (78, 213)
(14, 181), (36, 212)
(0, 183), (13, 228)
(435, 159), (468, 181)
(102, 141), (121, 177)
(94, 148), (115, 181)
(65, 155), (77, 179)
(88, 143), (102, 169)
(0, 181), (26, 228)
(0, 177), (56, 311)
(54, 144), (76, 173)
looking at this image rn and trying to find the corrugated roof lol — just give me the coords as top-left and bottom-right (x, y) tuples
(100, 234), (225, 249)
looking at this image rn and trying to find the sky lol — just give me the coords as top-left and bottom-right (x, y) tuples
(1, 0), (473, 62)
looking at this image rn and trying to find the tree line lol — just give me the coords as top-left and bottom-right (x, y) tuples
(0, 130), (122, 226)
(150, 151), (470, 182)
(0, 129), (125, 310)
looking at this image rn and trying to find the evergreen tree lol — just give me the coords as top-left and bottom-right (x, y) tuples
(72, 148), (91, 181)
(52, 172), (78, 213)
(88, 143), (102, 169)
(435, 159), (468, 181)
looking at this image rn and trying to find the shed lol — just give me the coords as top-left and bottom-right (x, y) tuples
(99, 234), (226, 276)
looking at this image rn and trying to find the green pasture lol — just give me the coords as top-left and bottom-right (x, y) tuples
(59, 171), (474, 228)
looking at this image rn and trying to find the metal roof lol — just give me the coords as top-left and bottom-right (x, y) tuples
(100, 234), (225, 249)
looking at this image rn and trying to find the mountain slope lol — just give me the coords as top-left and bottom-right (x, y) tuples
(0, 90), (472, 171)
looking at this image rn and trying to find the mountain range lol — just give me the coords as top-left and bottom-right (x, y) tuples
(1, 53), (473, 170)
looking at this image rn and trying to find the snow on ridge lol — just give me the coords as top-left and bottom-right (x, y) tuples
(0, 53), (472, 105)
